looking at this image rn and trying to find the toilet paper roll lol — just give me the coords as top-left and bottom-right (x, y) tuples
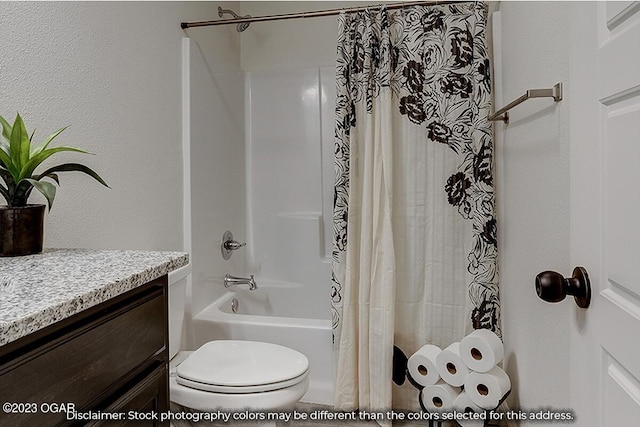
(464, 366), (511, 410)
(453, 391), (485, 426)
(419, 380), (460, 412)
(407, 344), (442, 388)
(459, 328), (504, 372)
(436, 342), (470, 387)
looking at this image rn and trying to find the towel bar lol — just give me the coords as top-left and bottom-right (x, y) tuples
(489, 82), (563, 124)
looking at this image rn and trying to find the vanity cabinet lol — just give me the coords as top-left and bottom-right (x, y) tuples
(0, 276), (169, 427)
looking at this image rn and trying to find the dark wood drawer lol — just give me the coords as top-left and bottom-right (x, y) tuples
(88, 362), (168, 427)
(0, 279), (167, 427)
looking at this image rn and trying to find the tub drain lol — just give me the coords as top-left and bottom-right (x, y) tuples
(231, 298), (239, 313)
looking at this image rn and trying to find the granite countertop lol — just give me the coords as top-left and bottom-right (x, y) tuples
(0, 248), (189, 347)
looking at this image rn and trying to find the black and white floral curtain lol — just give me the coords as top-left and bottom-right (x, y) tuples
(331, 2), (499, 412)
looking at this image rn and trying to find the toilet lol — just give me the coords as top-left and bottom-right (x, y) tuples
(168, 268), (310, 413)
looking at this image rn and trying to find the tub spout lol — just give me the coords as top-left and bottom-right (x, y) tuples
(224, 273), (257, 290)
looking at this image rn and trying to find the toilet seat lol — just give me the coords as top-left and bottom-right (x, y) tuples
(176, 340), (310, 394)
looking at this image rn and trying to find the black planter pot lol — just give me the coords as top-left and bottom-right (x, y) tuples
(0, 204), (46, 257)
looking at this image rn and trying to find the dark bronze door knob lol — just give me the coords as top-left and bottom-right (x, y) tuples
(535, 267), (591, 308)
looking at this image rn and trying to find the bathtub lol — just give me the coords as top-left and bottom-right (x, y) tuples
(192, 281), (335, 405)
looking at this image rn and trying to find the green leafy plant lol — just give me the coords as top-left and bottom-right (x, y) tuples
(0, 113), (108, 210)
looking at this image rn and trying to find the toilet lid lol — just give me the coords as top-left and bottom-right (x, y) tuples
(176, 341), (309, 393)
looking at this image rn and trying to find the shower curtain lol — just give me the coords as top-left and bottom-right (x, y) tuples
(331, 2), (498, 413)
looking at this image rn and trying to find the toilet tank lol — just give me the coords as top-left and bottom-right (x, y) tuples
(168, 264), (190, 359)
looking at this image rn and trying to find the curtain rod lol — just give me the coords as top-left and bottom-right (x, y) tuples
(181, 1), (474, 29)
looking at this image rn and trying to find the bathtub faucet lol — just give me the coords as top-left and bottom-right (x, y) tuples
(224, 273), (257, 291)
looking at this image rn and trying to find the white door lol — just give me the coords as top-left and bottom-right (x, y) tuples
(569, 1), (640, 424)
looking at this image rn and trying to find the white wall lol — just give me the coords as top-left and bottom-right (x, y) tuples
(239, 1), (382, 71)
(239, 2), (332, 71)
(496, 1), (571, 413)
(0, 1), (223, 251)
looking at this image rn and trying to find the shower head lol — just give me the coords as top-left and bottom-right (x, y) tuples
(236, 21), (251, 33)
(218, 6), (251, 33)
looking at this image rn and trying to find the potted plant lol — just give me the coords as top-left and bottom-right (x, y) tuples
(0, 113), (108, 256)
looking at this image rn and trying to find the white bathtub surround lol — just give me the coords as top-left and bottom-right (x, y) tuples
(246, 67), (334, 284)
(208, 66), (334, 405)
(184, 36), (246, 321)
(192, 284), (334, 405)
(331, 3), (498, 414)
(185, 58), (335, 406)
